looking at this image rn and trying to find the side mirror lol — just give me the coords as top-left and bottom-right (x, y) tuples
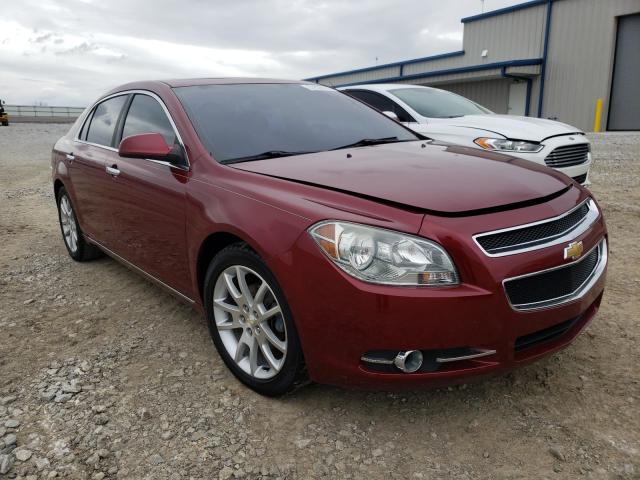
(382, 111), (399, 121)
(118, 133), (171, 160)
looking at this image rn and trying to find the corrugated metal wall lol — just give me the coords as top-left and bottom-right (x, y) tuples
(436, 79), (511, 114)
(413, 69), (504, 85)
(543, 0), (640, 130)
(461, 4), (546, 64)
(397, 56), (464, 77)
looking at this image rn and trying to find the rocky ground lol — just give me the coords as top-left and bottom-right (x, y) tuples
(0, 124), (639, 479)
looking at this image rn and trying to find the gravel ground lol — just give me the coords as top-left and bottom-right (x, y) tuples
(0, 124), (639, 480)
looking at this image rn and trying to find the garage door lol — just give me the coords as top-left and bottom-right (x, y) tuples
(608, 13), (640, 131)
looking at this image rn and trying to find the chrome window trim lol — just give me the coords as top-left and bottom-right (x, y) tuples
(473, 198), (598, 257)
(502, 238), (607, 312)
(74, 89), (191, 170)
(74, 140), (119, 152)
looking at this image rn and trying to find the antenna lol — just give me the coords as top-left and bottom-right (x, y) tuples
(481, 0), (485, 13)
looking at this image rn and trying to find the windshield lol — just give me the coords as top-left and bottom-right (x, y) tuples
(173, 83), (418, 163)
(388, 88), (492, 118)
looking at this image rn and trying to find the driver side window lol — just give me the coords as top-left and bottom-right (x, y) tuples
(121, 94), (178, 146)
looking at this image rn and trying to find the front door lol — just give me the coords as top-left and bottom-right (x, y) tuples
(105, 93), (192, 297)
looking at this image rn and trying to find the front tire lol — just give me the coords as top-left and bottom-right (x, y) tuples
(204, 244), (307, 396)
(56, 187), (102, 261)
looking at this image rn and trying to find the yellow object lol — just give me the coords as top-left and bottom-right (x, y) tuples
(564, 241), (584, 260)
(593, 98), (603, 132)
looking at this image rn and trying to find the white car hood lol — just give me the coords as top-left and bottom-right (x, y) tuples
(425, 114), (583, 142)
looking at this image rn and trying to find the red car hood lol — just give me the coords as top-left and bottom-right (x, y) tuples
(232, 141), (571, 215)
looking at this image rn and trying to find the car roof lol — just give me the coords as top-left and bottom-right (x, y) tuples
(103, 78), (313, 99)
(163, 77), (312, 87)
(339, 84), (436, 93)
(114, 78), (310, 90)
(99, 78), (319, 105)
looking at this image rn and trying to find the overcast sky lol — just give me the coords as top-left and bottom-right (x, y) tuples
(1, 0), (522, 106)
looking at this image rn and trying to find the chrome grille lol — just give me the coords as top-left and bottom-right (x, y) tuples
(474, 199), (598, 257)
(503, 239), (606, 311)
(545, 143), (589, 168)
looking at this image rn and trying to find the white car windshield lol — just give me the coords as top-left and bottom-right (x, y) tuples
(389, 88), (492, 118)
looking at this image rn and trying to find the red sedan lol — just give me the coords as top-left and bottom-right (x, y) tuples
(51, 79), (607, 396)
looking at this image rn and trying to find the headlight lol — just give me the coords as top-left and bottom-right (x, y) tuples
(474, 137), (543, 153)
(308, 221), (459, 286)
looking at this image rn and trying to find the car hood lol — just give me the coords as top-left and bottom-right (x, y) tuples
(427, 114), (583, 142)
(231, 141), (572, 215)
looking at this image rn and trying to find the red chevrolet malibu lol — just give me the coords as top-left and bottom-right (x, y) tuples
(51, 79), (607, 396)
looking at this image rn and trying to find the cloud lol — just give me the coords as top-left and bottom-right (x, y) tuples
(436, 32), (464, 42)
(31, 32), (55, 43)
(0, 0), (521, 105)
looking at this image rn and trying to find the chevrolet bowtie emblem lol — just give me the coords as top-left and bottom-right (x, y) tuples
(564, 241), (584, 260)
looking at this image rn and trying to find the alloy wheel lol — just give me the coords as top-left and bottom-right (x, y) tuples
(213, 265), (287, 379)
(59, 195), (78, 253)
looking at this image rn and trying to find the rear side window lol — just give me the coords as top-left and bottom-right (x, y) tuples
(346, 90), (414, 123)
(85, 95), (128, 147)
(122, 94), (177, 146)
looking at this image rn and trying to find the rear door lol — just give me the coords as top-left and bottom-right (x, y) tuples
(104, 93), (192, 297)
(70, 94), (128, 244)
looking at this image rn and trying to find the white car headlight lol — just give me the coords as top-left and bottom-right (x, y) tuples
(308, 221), (459, 286)
(474, 137), (543, 153)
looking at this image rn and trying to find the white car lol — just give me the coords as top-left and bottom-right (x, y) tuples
(339, 84), (591, 185)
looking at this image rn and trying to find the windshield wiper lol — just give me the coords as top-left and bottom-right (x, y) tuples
(330, 136), (404, 150)
(221, 150), (314, 164)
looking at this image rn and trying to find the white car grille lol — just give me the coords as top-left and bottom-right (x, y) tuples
(544, 143), (590, 168)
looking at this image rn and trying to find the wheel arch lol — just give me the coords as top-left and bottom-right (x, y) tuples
(195, 230), (261, 303)
(53, 178), (65, 199)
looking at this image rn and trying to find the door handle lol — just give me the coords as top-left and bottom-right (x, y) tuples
(66, 153), (75, 162)
(106, 165), (120, 177)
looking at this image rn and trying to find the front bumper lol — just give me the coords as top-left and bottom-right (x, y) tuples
(280, 187), (607, 389)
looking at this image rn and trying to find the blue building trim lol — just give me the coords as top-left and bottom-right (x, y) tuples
(333, 58), (543, 87)
(461, 0), (548, 23)
(537, 0), (553, 117)
(304, 50), (465, 82)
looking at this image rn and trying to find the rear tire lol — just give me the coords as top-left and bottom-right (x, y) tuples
(56, 187), (102, 261)
(204, 244), (307, 396)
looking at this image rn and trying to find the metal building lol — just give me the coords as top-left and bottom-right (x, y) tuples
(306, 0), (640, 132)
